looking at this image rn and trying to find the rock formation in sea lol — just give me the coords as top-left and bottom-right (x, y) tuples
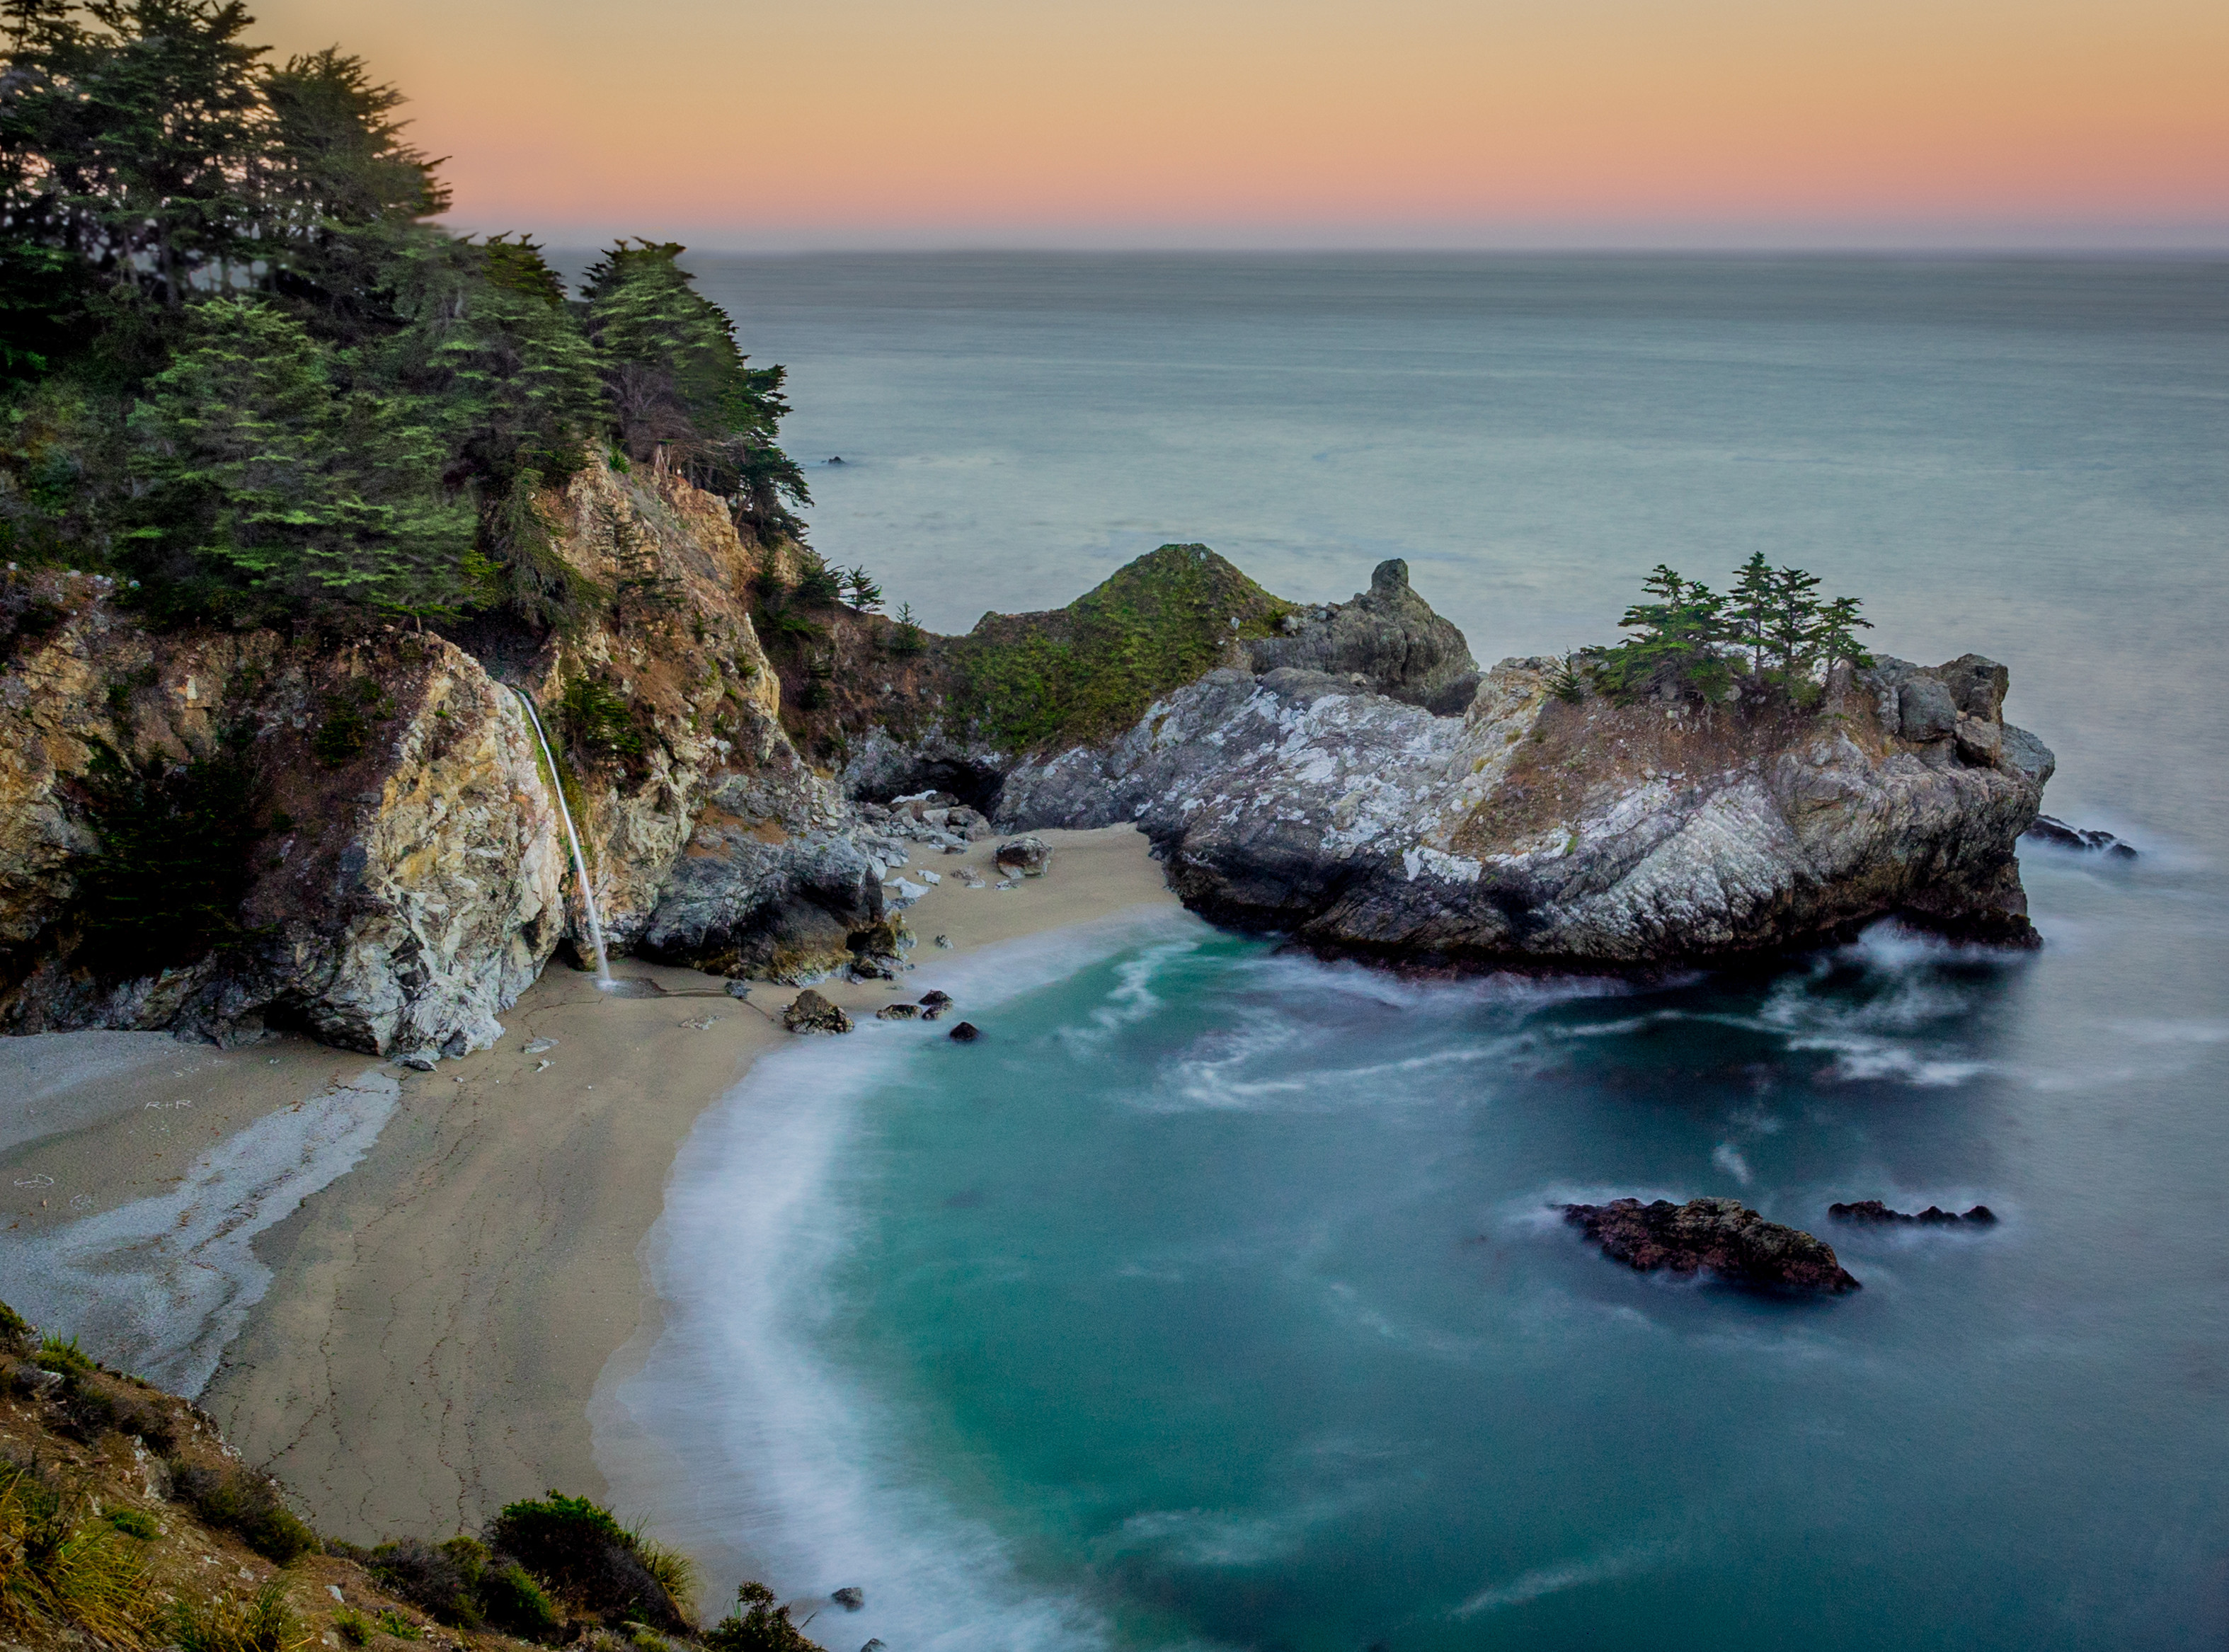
(1828, 1200), (1998, 1226)
(1563, 1196), (1862, 1293)
(995, 621), (2052, 965)
(0, 519), (2062, 1058)
(2021, 815), (2138, 859)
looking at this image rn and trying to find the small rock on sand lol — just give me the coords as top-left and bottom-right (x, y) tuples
(781, 990), (854, 1035)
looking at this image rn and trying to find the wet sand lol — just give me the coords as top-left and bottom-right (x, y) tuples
(0, 825), (1174, 1548)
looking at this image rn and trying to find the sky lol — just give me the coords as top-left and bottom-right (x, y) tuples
(249, 0), (2229, 251)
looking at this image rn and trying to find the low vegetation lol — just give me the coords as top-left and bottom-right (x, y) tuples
(945, 542), (1293, 750)
(0, 1300), (838, 1652)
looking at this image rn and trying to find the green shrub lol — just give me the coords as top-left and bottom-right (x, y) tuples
(36, 1336), (95, 1377)
(332, 1606), (373, 1646)
(358, 1537), (481, 1628)
(557, 677), (643, 758)
(945, 544), (1290, 752)
(311, 679), (394, 767)
(105, 1507), (160, 1540)
(169, 1464), (318, 1566)
(486, 1492), (689, 1631)
(374, 1607), (421, 1639)
(476, 1561), (560, 1641)
(703, 1583), (823, 1652)
(0, 1463), (152, 1646)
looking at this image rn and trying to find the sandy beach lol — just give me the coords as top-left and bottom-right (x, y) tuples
(0, 825), (1174, 1549)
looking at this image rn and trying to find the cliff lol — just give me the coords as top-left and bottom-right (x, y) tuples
(0, 457), (881, 1058)
(0, 528), (2058, 1057)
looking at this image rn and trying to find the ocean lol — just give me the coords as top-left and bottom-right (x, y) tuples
(592, 255), (2229, 1649)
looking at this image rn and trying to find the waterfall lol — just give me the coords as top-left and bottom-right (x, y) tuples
(510, 687), (614, 990)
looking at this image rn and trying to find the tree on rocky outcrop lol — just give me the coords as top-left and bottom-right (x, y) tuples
(1585, 558), (1869, 705)
(580, 241), (810, 544)
(122, 297), (476, 622)
(0, 6), (814, 627)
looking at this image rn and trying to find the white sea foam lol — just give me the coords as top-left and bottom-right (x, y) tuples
(1451, 1537), (1683, 1616)
(594, 916), (1213, 1651)
(0, 1069), (399, 1396)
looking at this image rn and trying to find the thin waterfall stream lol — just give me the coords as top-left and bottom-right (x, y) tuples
(511, 686), (614, 990)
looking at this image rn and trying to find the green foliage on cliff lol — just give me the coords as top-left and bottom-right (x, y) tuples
(946, 543), (1293, 751)
(0, 4), (807, 628)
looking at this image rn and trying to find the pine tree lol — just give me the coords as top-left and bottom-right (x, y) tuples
(123, 298), (475, 621)
(1729, 551), (1774, 675)
(1814, 595), (1874, 675)
(1764, 565), (1824, 676)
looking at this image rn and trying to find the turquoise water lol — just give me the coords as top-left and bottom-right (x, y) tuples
(595, 258), (2229, 1648)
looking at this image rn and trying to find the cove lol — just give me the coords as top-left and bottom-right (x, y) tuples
(602, 850), (2229, 1651)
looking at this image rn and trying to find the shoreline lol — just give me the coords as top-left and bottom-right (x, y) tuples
(0, 825), (1176, 1551)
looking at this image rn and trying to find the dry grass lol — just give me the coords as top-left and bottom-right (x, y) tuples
(0, 1462), (155, 1647)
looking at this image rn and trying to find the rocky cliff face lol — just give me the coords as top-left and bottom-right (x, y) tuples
(1, 524), (2062, 1054)
(0, 457), (882, 1056)
(1245, 558), (1479, 713)
(997, 644), (2051, 966)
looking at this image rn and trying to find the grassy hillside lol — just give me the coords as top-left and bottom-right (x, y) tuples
(0, 1303), (832, 1652)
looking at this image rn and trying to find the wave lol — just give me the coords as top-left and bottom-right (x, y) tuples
(1450, 1537), (1685, 1617)
(0, 1069), (399, 1396)
(593, 922), (1217, 1650)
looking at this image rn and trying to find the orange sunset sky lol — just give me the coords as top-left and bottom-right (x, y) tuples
(253, 0), (2228, 248)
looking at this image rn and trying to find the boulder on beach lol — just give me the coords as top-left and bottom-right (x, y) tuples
(874, 1002), (919, 1021)
(995, 836), (1053, 877)
(1829, 1199), (1997, 1226)
(1562, 1196), (1860, 1294)
(781, 989), (854, 1035)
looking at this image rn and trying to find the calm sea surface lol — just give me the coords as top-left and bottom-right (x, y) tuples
(594, 256), (2229, 1649)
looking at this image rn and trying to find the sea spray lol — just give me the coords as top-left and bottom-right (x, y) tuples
(511, 687), (614, 990)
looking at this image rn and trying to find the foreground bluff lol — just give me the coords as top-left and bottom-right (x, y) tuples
(0, 459), (883, 1055)
(997, 631), (2051, 965)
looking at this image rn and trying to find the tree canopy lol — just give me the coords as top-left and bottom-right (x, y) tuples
(0, 2), (806, 627)
(1583, 554), (1872, 705)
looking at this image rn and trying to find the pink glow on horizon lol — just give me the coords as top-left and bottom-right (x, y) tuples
(249, 0), (2229, 247)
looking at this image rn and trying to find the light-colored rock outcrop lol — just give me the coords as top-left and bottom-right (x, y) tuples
(997, 648), (2051, 964)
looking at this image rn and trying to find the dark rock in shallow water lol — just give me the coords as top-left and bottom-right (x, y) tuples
(2022, 815), (2138, 859)
(1829, 1199), (1996, 1226)
(919, 990), (953, 1009)
(947, 1020), (981, 1042)
(874, 1002), (918, 1021)
(1562, 1197), (1860, 1294)
(781, 988), (853, 1035)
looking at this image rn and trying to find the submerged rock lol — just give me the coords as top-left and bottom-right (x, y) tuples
(874, 1002), (918, 1021)
(781, 988), (853, 1035)
(1562, 1196), (1860, 1293)
(2022, 815), (2138, 859)
(1829, 1200), (1997, 1226)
